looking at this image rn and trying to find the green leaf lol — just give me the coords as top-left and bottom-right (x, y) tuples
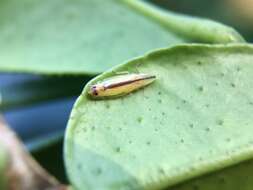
(64, 44), (253, 190)
(169, 159), (253, 190)
(123, 0), (245, 43)
(0, 0), (244, 75)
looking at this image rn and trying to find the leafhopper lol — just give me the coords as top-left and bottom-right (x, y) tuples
(88, 73), (156, 98)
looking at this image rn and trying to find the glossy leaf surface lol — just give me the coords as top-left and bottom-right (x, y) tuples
(0, 0), (243, 75)
(65, 44), (253, 190)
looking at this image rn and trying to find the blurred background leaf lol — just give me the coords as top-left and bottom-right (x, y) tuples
(0, 0), (242, 75)
(149, 0), (253, 42)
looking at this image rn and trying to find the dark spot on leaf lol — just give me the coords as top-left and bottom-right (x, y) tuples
(217, 119), (224, 126)
(221, 73), (225, 77)
(231, 83), (236, 88)
(115, 147), (121, 153)
(182, 100), (187, 104)
(146, 141), (151, 146)
(226, 138), (231, 142)
(180, 139), (184, 143)
(158, 168), (165, 175)
(189, 124), (194, 128)
(137, 117), (143, 123)
(198, 86), (204, 92)
(158, 91), (162, 95)
(93, 168), (102, 176)
(205, 127), (210, 132)
(91, 126), (95, 131)
(197, 61), (202, 66)
(158, 99), (162, 104)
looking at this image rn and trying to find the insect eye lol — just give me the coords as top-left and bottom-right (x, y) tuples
(91, 86), (98, 96)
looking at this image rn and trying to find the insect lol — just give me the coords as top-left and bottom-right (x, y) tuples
(88, 73), (156, 98)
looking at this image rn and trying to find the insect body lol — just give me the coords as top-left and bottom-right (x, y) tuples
(88, 73), (156, 98)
